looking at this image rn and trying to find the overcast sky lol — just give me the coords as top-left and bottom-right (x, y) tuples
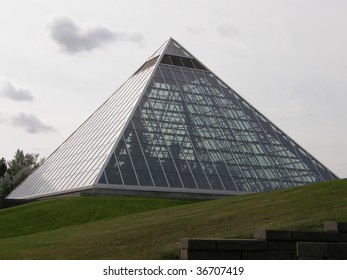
(0, 0), (346, 178)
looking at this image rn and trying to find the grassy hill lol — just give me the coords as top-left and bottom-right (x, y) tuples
(0, 179), (346, 259)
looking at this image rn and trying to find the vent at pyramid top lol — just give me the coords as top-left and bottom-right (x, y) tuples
(7, 38), (338, 200)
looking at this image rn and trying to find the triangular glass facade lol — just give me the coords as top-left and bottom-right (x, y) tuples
(98, 39), (337, 194)
(7, 38), (338, 200)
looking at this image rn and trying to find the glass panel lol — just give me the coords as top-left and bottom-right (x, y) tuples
(169, 55), (183, 67)
(180, 173), (197, 188)
(105, 168), (123, 185)
(160, 54), (172, 65)
(151, 171), (169, 187)
(135, 170), (154, 186)
(132, 156), (148, 171)
(117, 155), (133, 170)
(166, 172), (183, 188)
(220, 176), (237, 191)
(120, 169), (138, 185)
(193, 174), (210, 189)
(146, 157), (165, 172)
(207, 175), (224, 190)
(98, 172), (107, 184)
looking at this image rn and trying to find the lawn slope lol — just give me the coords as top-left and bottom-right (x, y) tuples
(0, 196), (196, 239)
(0, 179), (346, 259)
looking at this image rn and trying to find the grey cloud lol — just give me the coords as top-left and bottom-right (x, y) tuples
(10, 111), (55, 134)
(217, 24), (238, 37)
(48, 15), (143, 54)
(0, 79), (34, 102)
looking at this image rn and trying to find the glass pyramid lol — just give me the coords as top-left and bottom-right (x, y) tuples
(7, 38), (338, 200)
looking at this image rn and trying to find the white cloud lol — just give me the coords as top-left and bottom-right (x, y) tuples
(0, 77), (34, 102)
(47, 15), (143, 54)
(0, 110), (55, 134)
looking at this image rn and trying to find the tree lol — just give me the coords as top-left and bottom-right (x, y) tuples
(0, 175), (13, 199)
(7, 150), (39, 178)
(0, 158), (7, 179)
(0, 150), (42, 200)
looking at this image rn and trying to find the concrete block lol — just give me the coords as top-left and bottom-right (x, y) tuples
(292, 231), (338, 242)
(297, 242), (347, 260)
(181, 249), (241, 260)
(178, 249), (188, 260)
(326, 243), (347, 259)
(179, 238), (217, 251)
(254, 229), (292, 241)
(297, 242), (327, 259)
(241, 251), (293, 260)
(216, 239), (267, 251)
(266, 240), (297, 251)
(324, 221), (347, 233)
(337, 233), (347, 242)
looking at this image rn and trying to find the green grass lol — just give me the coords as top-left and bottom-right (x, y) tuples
(0, 196), (196, 239)
(0, 179), (346, 259)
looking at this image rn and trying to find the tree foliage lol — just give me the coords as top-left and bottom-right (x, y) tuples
(0, 150), (42, 200)
(0, 158), (7, 179)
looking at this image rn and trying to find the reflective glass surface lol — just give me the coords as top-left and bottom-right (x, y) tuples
(7, 53), (159, 199)
(8, 38), (338, 199)
(101, 39), (338, 193)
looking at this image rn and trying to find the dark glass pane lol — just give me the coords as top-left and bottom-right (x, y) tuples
(151, 171), (169, 187)
(319, 171), (335, 181)
(132, 156), (148, 171)
(220, 176), (237, 191)
(136, 130), (152, 144)
(115, 140), (126, 155)
(166, 172), (183, 188)
(200, 161), (217, 175)
(121, 169), (138, 185)
(132, 107), (141, 118)
(160, 54), (172, 65)
(117, 155), (133, 170)
(204, 74), (219, 87)
(168, 145), (181, 159)
(141, 143), (158, 157)
(132, 117), (147, 131)
(189, 160), (205, 174)
(161, 157), (176, 172)
(136, 170), (154, 186)
(215, 162), (230, 176)
(170, 55), (183, 67)
(98, 172), (107, 184)
(127, 143), (143, 156)
(194, 174), (210, 189)
(105, 168), (123, 185)
(207, 175), (224, 190)
(174, 159), (191, 173)
(192, 59), (207, 70)
(180, 173), (197, 188)
(105, 154), (117, 168)
(159, 65), (175, 80)
(146, 157), (164, 172)
(124, 130), (138, 144)
(181, 57), (195, 69)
